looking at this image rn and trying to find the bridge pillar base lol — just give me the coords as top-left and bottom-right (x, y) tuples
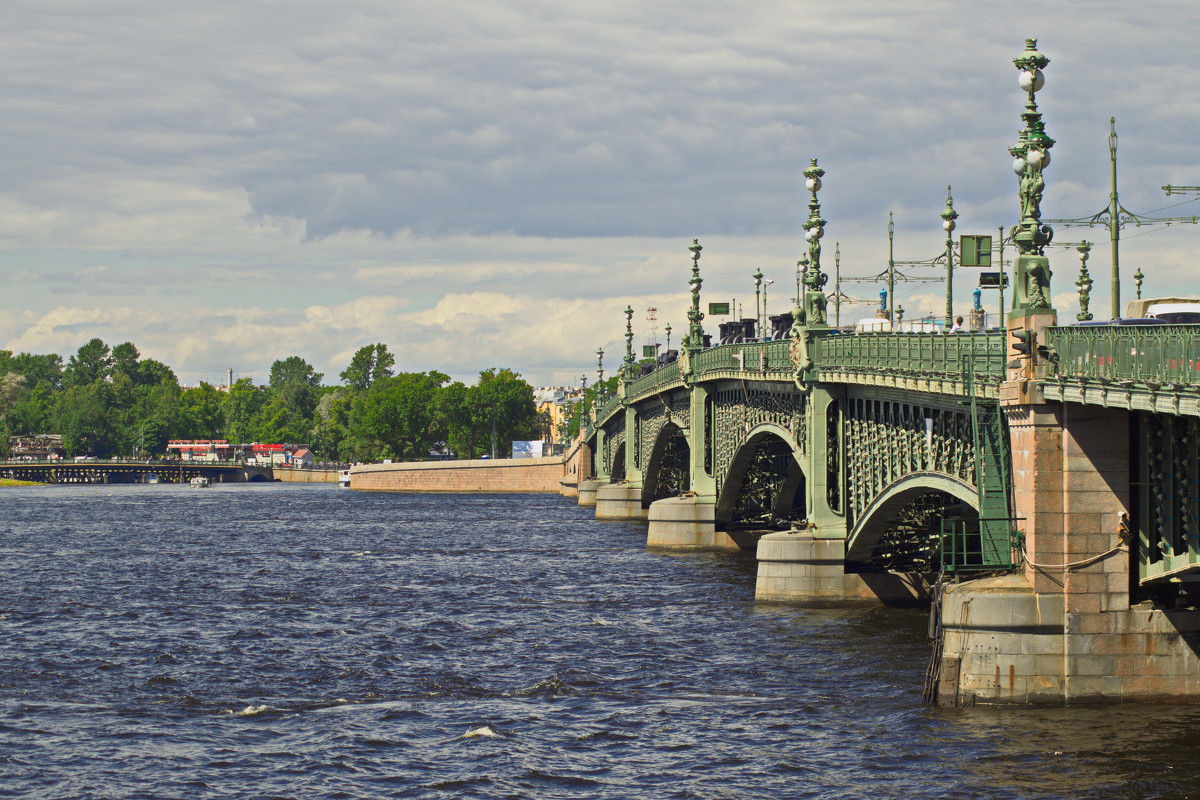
(646, 496), (740, 551)
(559, 477), (579, 498)
(595, 483), (647, 520)
(939, 574), (1200, 705)
(755, 531), (925, 606)
(577, 479), (602, 507)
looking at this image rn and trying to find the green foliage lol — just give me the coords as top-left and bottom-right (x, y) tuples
(2, 337), (542, 462)
(339, 344), (395, 391)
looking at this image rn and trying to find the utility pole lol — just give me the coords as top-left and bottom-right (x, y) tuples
(1046, 118), (1198, 319)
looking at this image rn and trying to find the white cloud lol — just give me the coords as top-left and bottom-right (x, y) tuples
(3, 0), (1200, 387)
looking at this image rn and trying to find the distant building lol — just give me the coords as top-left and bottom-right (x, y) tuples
(166, 440), (247, 461)
(534, 386), (585, 447)
(8, 434), (65, 460)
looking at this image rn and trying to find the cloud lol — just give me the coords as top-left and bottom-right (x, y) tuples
(3, 0), (1200, 388)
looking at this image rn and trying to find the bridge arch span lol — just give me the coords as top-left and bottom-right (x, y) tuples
(715, 425), (806, 527)
(845, 473), (979, 564)
(641, 422), (692, 507)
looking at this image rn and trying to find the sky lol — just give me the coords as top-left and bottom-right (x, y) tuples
(3, 0), (1200, 389)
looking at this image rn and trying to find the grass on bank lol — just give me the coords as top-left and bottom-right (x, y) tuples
(0, 478), (46, 487)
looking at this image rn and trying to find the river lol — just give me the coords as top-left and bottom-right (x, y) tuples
(3, 483), (1200, 799)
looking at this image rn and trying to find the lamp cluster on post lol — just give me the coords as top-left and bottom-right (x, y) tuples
(685, 239), (705, 352)
(941, 186), (958, 329)
(801, 159), (829, 328)
(794, 256), (809, 309)
(1075, 242), (1094, 321)
(1133, 267), (1144, 301)
(1008, 38), (1056, 315)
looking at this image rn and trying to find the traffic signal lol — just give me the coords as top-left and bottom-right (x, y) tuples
(1012, 329), (1034, 357)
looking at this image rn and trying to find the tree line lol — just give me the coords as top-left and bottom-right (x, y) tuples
(0, 339), (541, 461)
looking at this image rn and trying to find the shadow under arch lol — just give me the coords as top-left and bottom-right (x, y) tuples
(846, 473), (979, 564)
(641, 421), (691, 508)
(715, 423), (806, 527)
(608, 440), (627, 482)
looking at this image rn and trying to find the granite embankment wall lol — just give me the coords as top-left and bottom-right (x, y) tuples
(273, 468), (340, 484)
(351, 456), (567, 493)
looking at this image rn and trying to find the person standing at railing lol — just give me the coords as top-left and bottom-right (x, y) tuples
(950, 316), (964, 333)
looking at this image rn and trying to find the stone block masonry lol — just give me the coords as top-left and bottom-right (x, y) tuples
(351, 456), (568, 493)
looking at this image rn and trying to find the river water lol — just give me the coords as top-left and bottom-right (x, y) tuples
(4, 483), (1200, 799)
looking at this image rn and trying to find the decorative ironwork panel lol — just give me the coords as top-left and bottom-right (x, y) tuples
(844, 397), (977, 524)
(601, 415), (625, 478)
(709, 381), (807, 498)
(1138, 413), (1200, 583)
(635, 391), (691, 472)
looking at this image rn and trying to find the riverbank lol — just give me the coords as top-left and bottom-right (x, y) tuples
(0, 478), (45, 487)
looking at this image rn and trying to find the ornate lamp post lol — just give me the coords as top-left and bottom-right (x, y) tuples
(887, 212), (896, 324)
(942, 187), (958, 329)
(753, 269), (763, 338)
(664, 323), (672, 353)
(763, 279), (774, 336)
(1133, 267), (1144, 300)
(1008, 39), (1055, 316)
(686, 239), (705, 352)
(595, 347), (605, 397)
(623, 305), (635, 377)
(801, 159), (829, 328)
(1076, 242), (1094, 321)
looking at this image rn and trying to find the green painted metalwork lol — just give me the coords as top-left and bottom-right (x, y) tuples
(627, 361), (684, 398)
(595, 394), (622, 426)
(689, 340), (793, 379)
(1044, 324), (1200, 387)
(1075, 242), (1094, 321)
(813, 330), (1006, 389)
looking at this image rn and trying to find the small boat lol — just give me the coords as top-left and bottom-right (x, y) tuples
(190, 476), (211, 487)
(338, 469), (351, 488)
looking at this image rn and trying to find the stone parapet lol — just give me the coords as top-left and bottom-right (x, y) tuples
(351, 456), (566, 493)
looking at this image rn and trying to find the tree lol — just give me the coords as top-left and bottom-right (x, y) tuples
(110, 342), (141, 381)
(354, 371), (449, 460)
(223, 378), (268, 444)
(63, 338), (112, 388)
(176, 383), (225, 440)
(473, 368), (537, 458)
(339, 343), (395, 391)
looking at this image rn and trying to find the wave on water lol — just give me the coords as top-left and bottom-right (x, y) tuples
(460, 725), (499, 739)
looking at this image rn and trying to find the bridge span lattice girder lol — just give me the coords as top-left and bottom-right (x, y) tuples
(844, 472), (980, 562)
(715, 427), (807, 525)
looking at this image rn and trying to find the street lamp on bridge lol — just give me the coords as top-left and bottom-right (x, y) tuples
(941, 187), (958, 329)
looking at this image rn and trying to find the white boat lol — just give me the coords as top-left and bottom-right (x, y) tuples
(338, 469), (351, 488)
(190, 476), (211, 487)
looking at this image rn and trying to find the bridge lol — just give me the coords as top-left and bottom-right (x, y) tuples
(567, 40), (1200, 706)
(0, 459), (274, 484)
